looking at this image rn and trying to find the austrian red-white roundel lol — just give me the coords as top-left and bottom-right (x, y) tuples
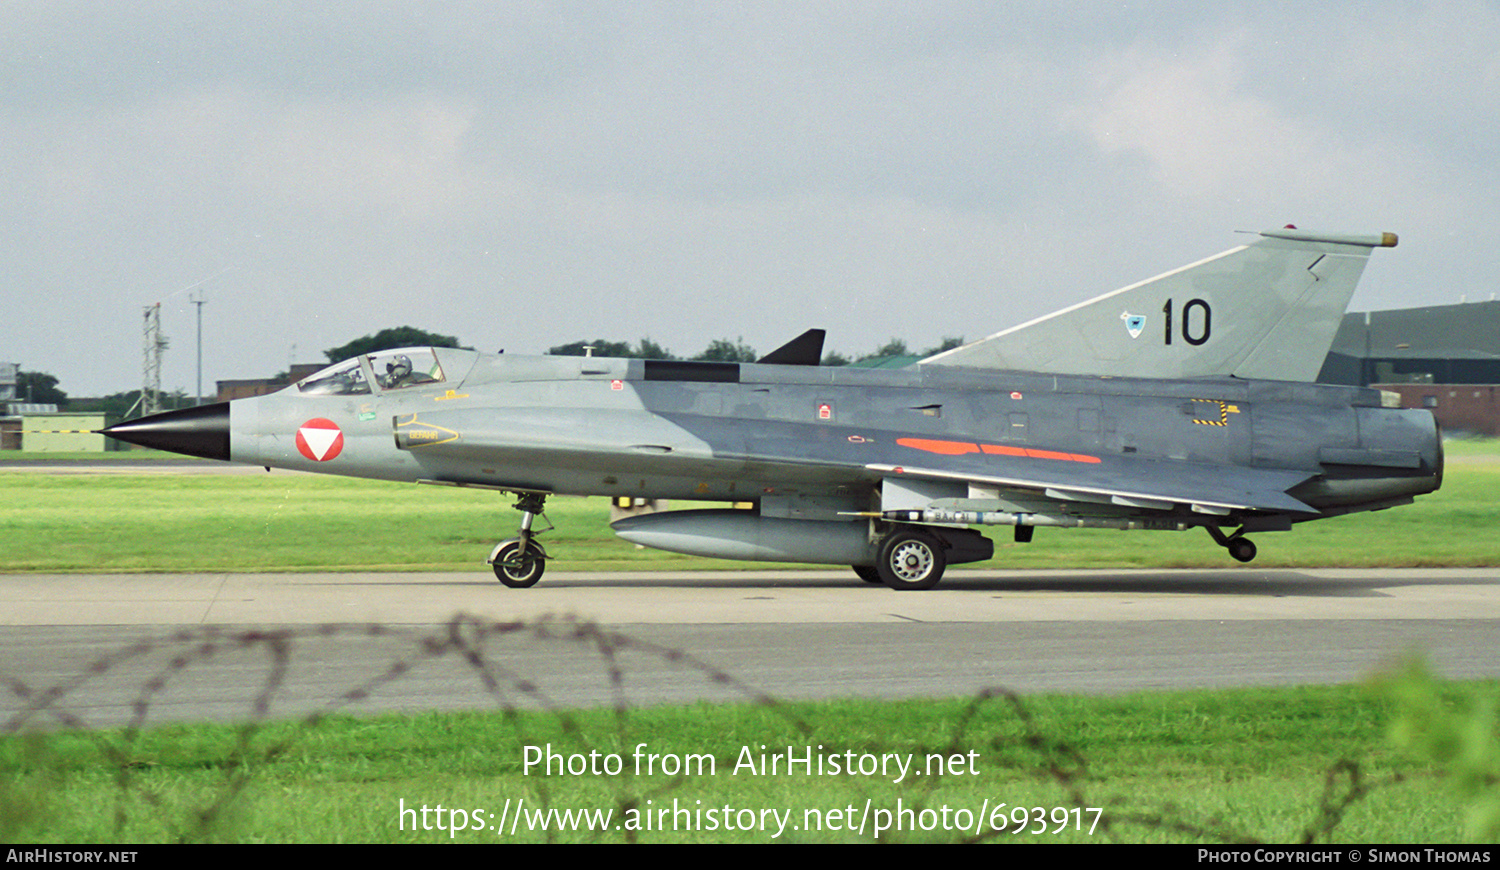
(295, 418), (344, 462)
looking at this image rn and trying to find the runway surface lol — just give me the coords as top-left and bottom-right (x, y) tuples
(2, 567), (1497, 727)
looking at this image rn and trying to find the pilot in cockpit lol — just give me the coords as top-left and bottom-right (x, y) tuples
(383, 355), (413, 389)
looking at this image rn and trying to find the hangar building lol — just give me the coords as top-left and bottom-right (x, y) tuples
(1318, 300), (1500, 436)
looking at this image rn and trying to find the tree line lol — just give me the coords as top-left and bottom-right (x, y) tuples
(322, 325), (966, 365)
(545, 336), (964, 366)
(12, 327), (965, 412)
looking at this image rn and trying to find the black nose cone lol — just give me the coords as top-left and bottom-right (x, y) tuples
(97, 403), (231, 461)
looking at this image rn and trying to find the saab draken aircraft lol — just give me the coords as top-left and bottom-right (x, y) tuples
(101, 227), (1442, 590)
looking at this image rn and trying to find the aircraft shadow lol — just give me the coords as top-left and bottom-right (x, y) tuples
(355, 568), (1497, 598)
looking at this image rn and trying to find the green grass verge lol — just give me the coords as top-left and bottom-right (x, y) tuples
(3, 448), (1497, 572)
(0, 450), (188, 462)
(1436, 438), (1500, 458)
(4, 675), (1495, 843)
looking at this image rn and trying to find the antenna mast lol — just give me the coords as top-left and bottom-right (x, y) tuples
(191, 291), (206, 405)
(141, 303), (165, 416)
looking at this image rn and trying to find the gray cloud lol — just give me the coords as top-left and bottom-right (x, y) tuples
(3, 2), (1497, 396)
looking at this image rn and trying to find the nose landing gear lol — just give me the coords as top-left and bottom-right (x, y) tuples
(489, 492), (550, 588)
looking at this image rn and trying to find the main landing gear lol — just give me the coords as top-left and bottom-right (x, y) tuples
(489, 492), (550, 588)
(853, 524), (993, 590)
(1205, 525), (1258, 563)
(853, 527), (948, 591)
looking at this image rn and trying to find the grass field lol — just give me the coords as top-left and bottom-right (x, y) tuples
(4, 674), (1497, 843)
(2, 442), (1496, 573)
(3, 446), (1496, 843)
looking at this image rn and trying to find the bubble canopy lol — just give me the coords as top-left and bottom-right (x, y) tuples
(297, 348), (446, 396)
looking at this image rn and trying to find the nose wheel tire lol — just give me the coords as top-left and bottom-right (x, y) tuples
(876, 529), (947, 591)
(492, 540), (546, 588)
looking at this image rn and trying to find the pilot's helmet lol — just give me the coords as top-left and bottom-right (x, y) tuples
(390, 355), (412, 379)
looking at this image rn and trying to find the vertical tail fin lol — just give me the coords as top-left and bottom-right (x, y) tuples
(921, 228), (1398, 382)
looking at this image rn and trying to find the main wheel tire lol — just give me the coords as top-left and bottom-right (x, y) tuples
(876, 529), (947, 591)
(852, 565), (882, 584)
(1227, 537), (1257, 563)
(492, 540), (546, 588)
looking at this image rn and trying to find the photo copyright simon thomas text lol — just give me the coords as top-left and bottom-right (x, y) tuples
(395, 743), (1104, 840)
(1198, 849), (1492, 863)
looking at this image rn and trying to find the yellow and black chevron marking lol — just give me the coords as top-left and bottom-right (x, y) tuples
(1190, 398), (1239, 427)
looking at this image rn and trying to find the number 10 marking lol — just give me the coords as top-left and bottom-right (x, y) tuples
(1163, 298), (1212, 346)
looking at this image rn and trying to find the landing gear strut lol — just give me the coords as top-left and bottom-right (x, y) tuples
(489, 492), (550, 588)
(1205, 525), (1257, 563)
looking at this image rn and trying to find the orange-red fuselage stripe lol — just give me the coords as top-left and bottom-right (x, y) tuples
(896, 437), (1101, 465)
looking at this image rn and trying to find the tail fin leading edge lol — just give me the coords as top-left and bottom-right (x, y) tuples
(921, 228), (1398, 382)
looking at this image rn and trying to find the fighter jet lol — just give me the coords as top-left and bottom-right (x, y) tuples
(101, 227), (1442, 590)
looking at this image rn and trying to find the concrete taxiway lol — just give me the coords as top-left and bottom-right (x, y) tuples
(2, 568), (1497, 727)
(3, 567), (1498, 625)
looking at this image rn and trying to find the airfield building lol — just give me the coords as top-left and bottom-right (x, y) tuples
(1318, 299), (1500, 435)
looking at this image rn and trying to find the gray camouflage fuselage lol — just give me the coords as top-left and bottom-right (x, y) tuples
(231, 349), (1440, 525)
(100, 227), (1442, 588)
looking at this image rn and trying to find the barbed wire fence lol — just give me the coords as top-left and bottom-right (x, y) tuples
(2, 615), (1396, 843)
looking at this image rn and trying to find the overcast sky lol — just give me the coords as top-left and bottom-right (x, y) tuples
(5, 1), (1499, 397)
